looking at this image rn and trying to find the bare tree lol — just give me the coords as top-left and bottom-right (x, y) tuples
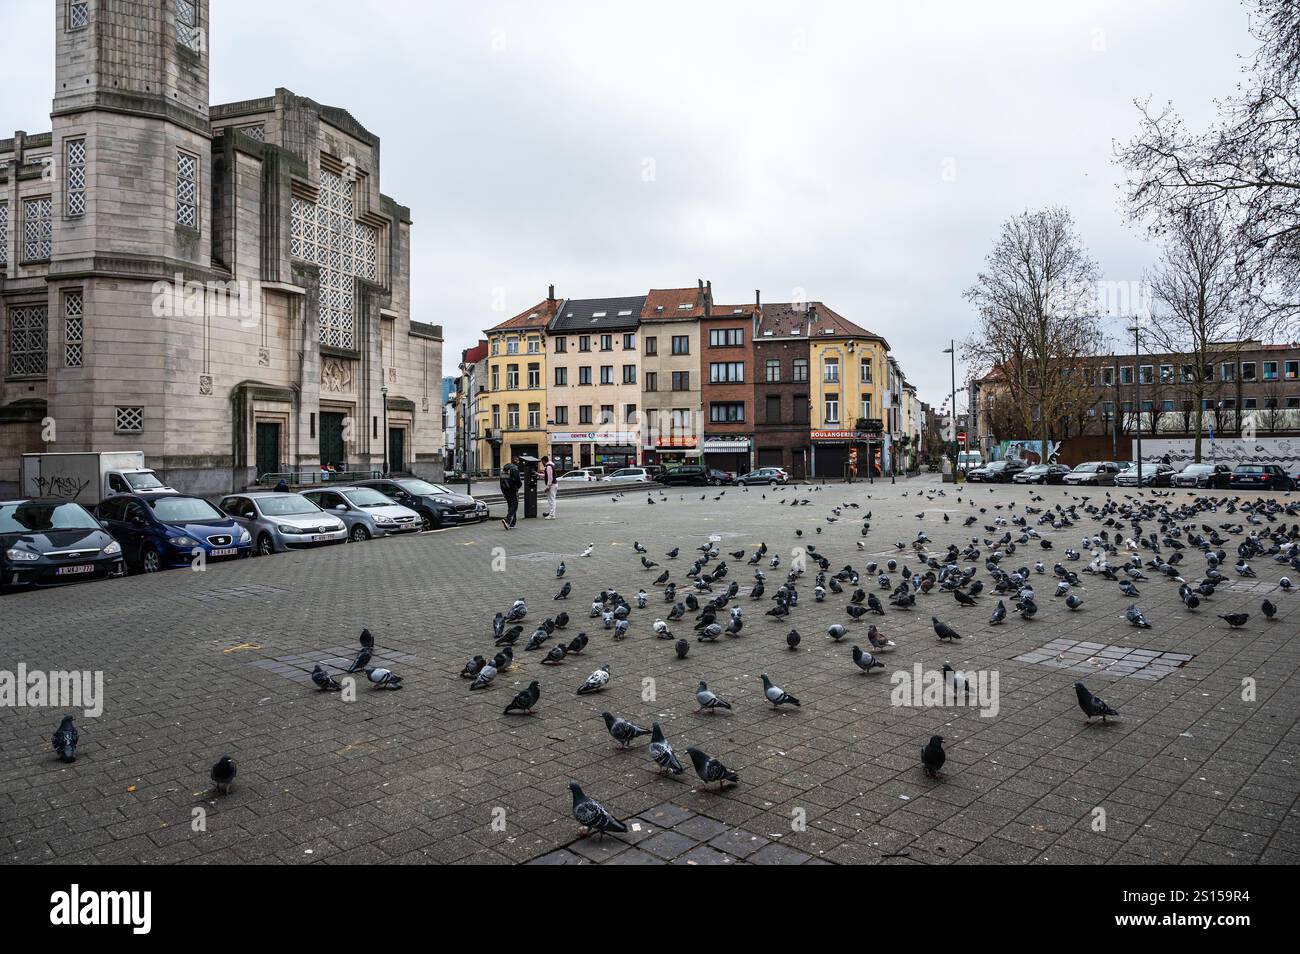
(1118, 0), (1300, 333)
(1141, 202), (1262, 459)
(962, 207), (1105, 451)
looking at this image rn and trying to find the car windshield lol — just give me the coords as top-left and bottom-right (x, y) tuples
(256, 495), (320, 516)
(149, 496), (226, 523)
(608, 469), (638, 478)
(1072, 463), (1099, 472)
(343, 489), (398, 508)
(0, 501), (100, 534)
(561, 471), (587, 478)
(396, 479), (449, 495)
(1182, 465), (1210, 473)
(1024, 465), (1047, 473)
(124, 471), (166, 490)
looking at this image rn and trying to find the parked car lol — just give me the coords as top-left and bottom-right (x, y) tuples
(706, 468), (735, 486)
(1229, 464), (1294, 491)
(657, 465), (710, 486)
(1012, 463), (1071, 485)
(737, 467), (789, 486)
(1063, 461), (1122, 487)
(354, 478), (489, 529)
(557, 469), (603, 482)
(301, 486), (423, 541)
(1172, 463), (1232, 489)
(966, 459), (1028, 483)
(218, 492), (347, 556)
(604, 467), (654, 483)
(96, 493), (252, 572)
(1115, 462), (1176, 488)
(1, 498), (126, 591)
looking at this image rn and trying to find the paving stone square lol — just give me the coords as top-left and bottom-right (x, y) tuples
(2, 476), (1298, 865)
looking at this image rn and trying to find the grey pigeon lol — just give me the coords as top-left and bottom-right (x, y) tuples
(648, 722), (684, 775)
(211, 754), (237, 795)
(852, 645), (884, 673)
(569, 781), (628, 835)
(1073, 682), (1118, 723)
(761, 673), (800, 707)
(577, 664), (610, 695)
(695, 681), (732, 713)
(364, 667), (402, 689)
(311, 664), (342, 691)
(469, 663), (498, 690)
(504, 680), (541, 714)
(602, 711), (652, 747)
(932, 617), (962, 641)
(52, 716), (78, 763)
(686, 746), (739, 788)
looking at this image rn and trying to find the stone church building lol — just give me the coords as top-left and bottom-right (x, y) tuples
(0, 0), (443, 496)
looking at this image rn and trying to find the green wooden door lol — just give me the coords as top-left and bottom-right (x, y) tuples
(255, 422), (281, 480)
(388, 427), (405, 473)
(320, 412), (345, 468)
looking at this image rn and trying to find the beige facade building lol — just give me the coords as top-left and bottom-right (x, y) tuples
(478, 294), (557, 474)
(639, 284), (707, 468)
(0, 1), (442, 496)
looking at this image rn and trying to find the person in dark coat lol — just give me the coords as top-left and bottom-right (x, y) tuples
(500, 457), (522, 530)
(274, 478), (289, 492)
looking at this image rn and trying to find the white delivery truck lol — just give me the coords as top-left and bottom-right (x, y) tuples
(20, 452), (176, 506)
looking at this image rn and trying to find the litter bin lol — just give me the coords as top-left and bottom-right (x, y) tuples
(519, 455), (540, 519)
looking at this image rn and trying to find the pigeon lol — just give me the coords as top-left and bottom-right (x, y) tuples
(556, 561), (566, 578)
(852, 645), (885, 673)
(1073, 682), (1118, 723)
(554, 582), (571, 600)
(577, 664), (611, 695)
(311, 664), (342, 690)
(569, 781), (629, 835)
(786, 629), (801, 651)
(1065, 594), (1083, 611)
(867, 624), (895, 651)
(761, 673), (800, 708)
(932, 617), (962, 641)
(542, 644), (568, 665)
(1124, 604), (1152, 629)
(1262, 599), (1277, 620)
(648, 722), (685, 775)
(344, 644), (372, 673)
(695, 681), (733, 714)
(364, 667), (402, 689)
(580, 543), (594, 558)
(492, 647), (514, 671)
(211, 755), (237, 795)
(603, 711), (652, 747)
(685, 746), (739, 788)
(470, 663), (498, 690)
(359, 628), (375, 649)
(51, 716), (78, 763)
(1219, 612), (1250, 628)
(988, 600), (1006, 625)
(921, 735), (946, 779)
(566, 632), (589, 654)
(675, 638), (690, 659)
(504, 680), (541, 715)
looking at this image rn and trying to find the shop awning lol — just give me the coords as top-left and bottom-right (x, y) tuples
(702, 439), (751, 452)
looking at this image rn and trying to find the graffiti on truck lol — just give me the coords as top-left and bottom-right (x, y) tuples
(32, 474), (92, 500)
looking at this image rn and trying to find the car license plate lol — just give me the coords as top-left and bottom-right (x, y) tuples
(210, 548), (237, 557)
(312, 534), (332, 542)
(57, 564), (94, 576)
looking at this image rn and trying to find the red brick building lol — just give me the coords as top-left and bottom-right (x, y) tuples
(753, 301), (812, 477)
(699, 289), (758, 476)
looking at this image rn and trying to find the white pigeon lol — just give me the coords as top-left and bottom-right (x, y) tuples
(580, 543), (594, 558)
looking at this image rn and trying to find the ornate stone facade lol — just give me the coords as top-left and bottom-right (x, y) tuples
(0, 1), (443, 495)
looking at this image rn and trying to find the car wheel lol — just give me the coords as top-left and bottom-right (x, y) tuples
(421, 511), (439, 531)
(711, 478), (721, 486)
(350, 524), (371, 542)
(769, 479), (778, 487)
(140, 545), (163, 574)
(256, 534), (275, 557)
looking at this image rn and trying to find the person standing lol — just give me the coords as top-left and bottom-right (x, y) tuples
(542, 455), (558, 519)
(500, 457), (522, 530)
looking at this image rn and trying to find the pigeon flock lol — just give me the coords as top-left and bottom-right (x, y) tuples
(40, 479), (1296, 854)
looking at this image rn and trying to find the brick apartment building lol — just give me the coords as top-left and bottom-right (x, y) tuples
(754, 301), (812, 477)
(699, 289), (757, 476)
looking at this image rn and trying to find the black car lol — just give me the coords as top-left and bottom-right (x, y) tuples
(355, 478), (489, 530)
(1012, 463), (1071, 485)
(1, 499), (126, 591)
(1229, 464), (1294, 492)
(966, 459), (1027, 483)
(657, 465), (710, 487)
(1172, 463), (1232, 489)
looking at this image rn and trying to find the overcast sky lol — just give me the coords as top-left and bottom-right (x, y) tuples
(0, 1), (1257, 411)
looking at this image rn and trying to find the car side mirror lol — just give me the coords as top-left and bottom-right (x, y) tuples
(335, 504), (348, 512)
(99, 519), (110, 530)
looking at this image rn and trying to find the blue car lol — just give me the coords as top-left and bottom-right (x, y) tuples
(96, 493), (252, 572)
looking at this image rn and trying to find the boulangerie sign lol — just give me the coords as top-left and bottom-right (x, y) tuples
(1136, 437), (1300, 470)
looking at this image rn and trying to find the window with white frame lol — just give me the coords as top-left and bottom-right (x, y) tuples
(823, 357), (839, 383)
(824, 393), (839, 423)
(8, 304), (47, 376)
(23, 197), (52, 260)
(115, 406), (144, 433)
(176, 0), (202, 51)
(766, 359), (781, 382)
(66, 139), (86, 217)
(64, 290), (84, 367)
(176, 150), (198, 228)
(68, 1), (89, 29)
(860, 357), (872, 383)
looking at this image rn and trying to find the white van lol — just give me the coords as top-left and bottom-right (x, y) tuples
(957, 451), (983, 472)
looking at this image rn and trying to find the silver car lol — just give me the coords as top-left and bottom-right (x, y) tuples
(302, 486), (422, 541)
(218, 492), (347, 556)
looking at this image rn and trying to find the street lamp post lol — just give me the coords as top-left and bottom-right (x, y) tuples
(942, 341), (957, 479)
(380, 384), (389, 476)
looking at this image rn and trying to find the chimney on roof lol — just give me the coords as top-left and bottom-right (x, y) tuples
(755, 289), (761, 309)
(704, 280), (713, 318)
(547, 284), (555, 304)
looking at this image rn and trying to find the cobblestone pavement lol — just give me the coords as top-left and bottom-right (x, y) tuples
(2, 475), (1298, 864)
